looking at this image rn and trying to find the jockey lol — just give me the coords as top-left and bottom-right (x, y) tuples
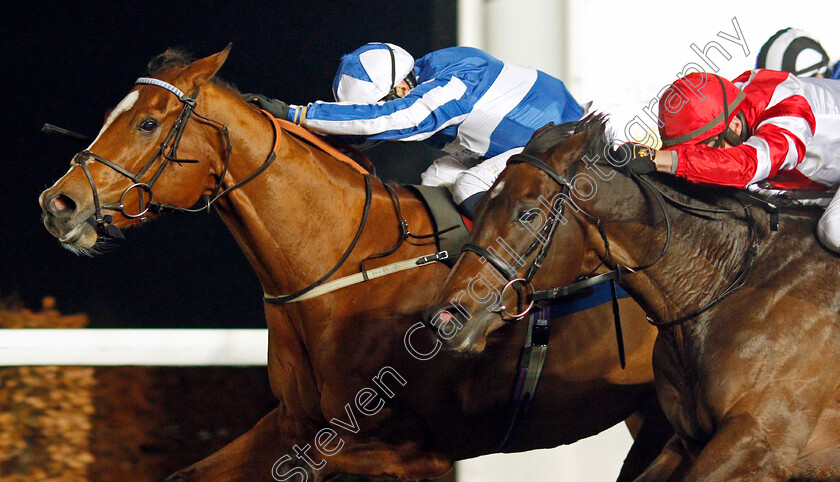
(248, 42), (584, 216)
(622, 70), (840, 252)
(756, 27), (839, 79)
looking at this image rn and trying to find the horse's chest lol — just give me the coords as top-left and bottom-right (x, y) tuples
(653, 329), (716, 442)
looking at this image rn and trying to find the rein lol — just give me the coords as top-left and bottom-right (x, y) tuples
(476, 151), (760, 330)
(263, 175), (374, 304)
(630, 172), (759, 328)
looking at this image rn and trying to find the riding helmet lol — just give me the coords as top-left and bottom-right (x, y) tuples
(658, 72), (746, 149)
(756, 28), (830, 77)
(332, 43), (416, 103)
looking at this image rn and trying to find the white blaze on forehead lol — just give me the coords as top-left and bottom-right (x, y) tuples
(43, 90), (141, 196)
(488, 181), (505, 199)
(88, 90), (140, 149)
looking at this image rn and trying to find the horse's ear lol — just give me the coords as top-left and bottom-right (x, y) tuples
(547, 129), (588, 171)
(182, 43), (232, 89)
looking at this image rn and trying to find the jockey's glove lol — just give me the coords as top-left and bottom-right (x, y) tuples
(244, 94), (290, 120)
(612, 142), (657, 175)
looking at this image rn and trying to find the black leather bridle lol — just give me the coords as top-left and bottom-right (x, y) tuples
(461, 158), (580, 320)
(72, 77), (255, 239)
(460, 151), (760, 330)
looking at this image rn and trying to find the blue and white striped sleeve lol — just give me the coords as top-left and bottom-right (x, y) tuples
(295, 77), (469, 140)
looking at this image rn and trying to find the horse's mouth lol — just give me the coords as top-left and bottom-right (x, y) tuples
(43, 213), (98, 250)
(60, 222), (96, 246)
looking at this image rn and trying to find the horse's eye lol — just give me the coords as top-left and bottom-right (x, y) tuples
(138, 119), (158, 133)
(518, 208), (540, 223)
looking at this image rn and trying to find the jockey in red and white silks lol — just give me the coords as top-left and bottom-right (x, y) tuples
(647, 70), (840, 252)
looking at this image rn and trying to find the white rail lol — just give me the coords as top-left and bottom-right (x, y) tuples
(0, 329), (268, 366)
(0, 327), (632, 481)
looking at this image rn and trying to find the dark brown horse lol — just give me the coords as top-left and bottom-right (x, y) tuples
(38, 47), (671, 481)
(430, 114), (840, 480)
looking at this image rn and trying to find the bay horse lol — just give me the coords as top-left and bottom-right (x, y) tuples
(430, 114), (840, 480)
(38, 46), (671, 481)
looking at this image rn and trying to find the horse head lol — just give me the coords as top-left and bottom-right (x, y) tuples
(39, 46), (233, 255)
(428, 114), (660, 353)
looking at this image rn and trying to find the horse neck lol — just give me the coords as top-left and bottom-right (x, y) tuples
(198, 87), (398, 296)
(586, 174), (755, 324)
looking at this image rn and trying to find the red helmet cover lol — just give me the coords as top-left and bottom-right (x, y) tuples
(658, 72), (744, 148)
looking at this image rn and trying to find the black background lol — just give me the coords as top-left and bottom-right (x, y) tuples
(1, 0), (455, 327)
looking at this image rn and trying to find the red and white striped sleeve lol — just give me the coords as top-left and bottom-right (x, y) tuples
(673, 70), (815, 188)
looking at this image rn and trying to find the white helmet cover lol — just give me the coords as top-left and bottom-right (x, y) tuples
(332, 43), (415, 103)
(757, 28), (830, 77)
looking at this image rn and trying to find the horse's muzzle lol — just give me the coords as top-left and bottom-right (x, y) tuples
(39, 188), (98, 248)
(424, 304), (488, 354)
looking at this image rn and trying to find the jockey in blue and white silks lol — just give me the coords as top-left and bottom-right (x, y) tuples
(282, 43), (584, 215)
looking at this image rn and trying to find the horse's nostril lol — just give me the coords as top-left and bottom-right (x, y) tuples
(428, 306), (468, 338)
(433, 309), (455, 324)
(425, 305), (458, 325)
(51, 194), (77, 216)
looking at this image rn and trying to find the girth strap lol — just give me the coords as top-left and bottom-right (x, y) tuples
(272, 251), (449, 303)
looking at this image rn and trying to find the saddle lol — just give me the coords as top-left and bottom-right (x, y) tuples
(407, 185), (471, 265)
(748, 182), (836, 205)
(733, 184), (837, 232)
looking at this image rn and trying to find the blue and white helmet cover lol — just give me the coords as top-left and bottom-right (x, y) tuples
(332, 43), (415, 103)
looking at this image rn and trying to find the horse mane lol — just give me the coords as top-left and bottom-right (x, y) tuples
(523, 112), (614, 166)
(146, 48), (240, 93)
(147, 47), (194, 74)
(523, 112), (821, 224)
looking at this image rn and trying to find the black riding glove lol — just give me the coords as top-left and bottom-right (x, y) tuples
(244, 93), (290, 120)
(612, 142), (657, 175)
